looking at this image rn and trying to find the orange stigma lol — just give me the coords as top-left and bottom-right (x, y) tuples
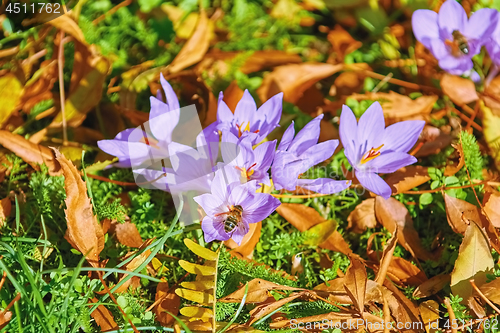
(236, 122), (260, 137)
(360, 144), (384, 164)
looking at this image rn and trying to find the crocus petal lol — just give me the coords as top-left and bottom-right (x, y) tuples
(339, 105), (358, 166)
(412, 10), (440, 48)
(201, 216), (230, 243)
(271, 153), (303, 190)
(227, 181), (253, 207)
(241, 192), (281, 224)
(149, 96), (180, 144)
(355, 171), (392, 200)
(383, 120), (425, 153)
(365, 152), (417, 174)
(429, 38), (449, 59)
(297, 178), (351, 194)
(357, 102), (385, 159)
(194, 193), (224, 217)
(278, 121), (295, 151)
(438, 0), (467, 38)
(289, 114), (323, 156)
(234, 90), (257, 124)
(260, 92), (283, 133)
(438, 54), (473, 74)
(300, 140), (336, 166)
(217, 92), (234, 123)
(97, 140), (151, 161)
(254, 140), (276, 171)
(464, 8), (498, 40)
(210, 166), (233, 203)
(160, 74), (180, 110)
(231, 221), (250, 245)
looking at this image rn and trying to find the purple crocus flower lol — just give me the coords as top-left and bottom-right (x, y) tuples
(216, 90), (283, 145)
(412, 0), (498, 75)
(221, 132), (276, 186)
(339, 102), (425, 199)
(271, 114), (351, 194)
(97, 74), (180, 168)
(194, 166), (281, 245)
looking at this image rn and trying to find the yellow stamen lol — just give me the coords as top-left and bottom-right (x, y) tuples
(360, 144), (384, 164)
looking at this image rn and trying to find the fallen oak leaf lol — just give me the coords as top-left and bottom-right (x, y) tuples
(441, 74), (478, 106)
(483, 189), (500, 228)
(112, 221), (143, 248)
(219, 278), (305, 304)
(413, 274), (450, 298)
(343, 256), (367, 314)
(54, 148), (104, 267)
(155, 280), (181, 326)
(0, 130), (61, 175)
(443, 192), (480, 235)
(384, 166), (431, 195)
(347, 198), (377, 233)
(88, 297), (119, 332)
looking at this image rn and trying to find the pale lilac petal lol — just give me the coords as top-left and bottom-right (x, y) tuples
(365, 152), (417, 174)
(241, 192), (281, 224)
(412, 10), (439, 48)
(357, 102), (385, 159)
(355, 171), (392, 200)
(201, 216), (230, 243)
(211, 167), (232, 202)
(278, 121), (295, 151)
(149, 97), (180, 143)
(297, 178), (351, 194)
(228, 181), (253, 207)
(438, 0), (467, 38)
(259, 92), (283, 135)
(234, 90), (257, 124)
(339, 105), (358, 166)
(221, 132), (243, 166)
(216, 163), (243, 187)
(194, 193), (224, 217)
(160, 74), (180, 110)
(438, 54), (473, 74)
(383, 120), (425, 153)
(464, 8), (498, 40)
(300, 141), (336, 166)
(231, 221), (250, 245)
(113, 128), (139, 141)
(254, 140), (276, 170)
(217, 92), (234, 123)
(289, 114), (323, 156)
(271, 152), (303, 190)
(97, 140), (151, 161)
(429, 38), (449, 59)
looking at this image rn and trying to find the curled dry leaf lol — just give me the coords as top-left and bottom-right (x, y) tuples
(155, 280), (181, 326)
(257, 63), (344, 104)
(413, 274), (450, 298)
(419, 300), (440, 333)
(384, 166), (431, 195)
(441, 74), (478, 106)
(374, 229), (398, 285)
(219, 278), (304, 304)
(47, 14), (88, 45)
(113, 221), (143, 248)
(348, 91), (437, 123)
(483, 190), (500, 228)
(0, 198), (11, 228)
(276, 203), (355, 257)
(450, 221), (494, 303)
(343, 256), (367, 314)
(443, 192), (480, 234)
(88, 297), (119, 332)
(443, 143), (465, 177)
(0, 130), (61, 175)
(169, 10), (212, 74)
(478, 277), (500, 306)
(327, 25), (362, 61)
(385, 257), (427, 286)
(249, 293), (303, 325)
(375, 197), (435, 261)
(479, 101), (500, 172)
(0, 73), (23, 128)
(54, 149), (104, 267)
(347, 198), (377, 233)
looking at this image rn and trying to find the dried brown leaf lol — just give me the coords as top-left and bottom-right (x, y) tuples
(155, 280), (181, 326)
(347, 198), (377, 233)
(343, 256), (367, 314)
(328, 25), (362, 61)
(419, 300), (440, 333)
(257, 63), (344, 104)
(249, 293), (302, 325)
(0, 198), (11, 228)
(375, 197), (435, 261)
(219, 278), (304, 304)
(384, 166), (431, 195)
(169, 10), (212, 73)
(88, 297), (119, 332)
(441, 74), (478, 106)
(0, 130), (61, 175)
(114, 222), (143, 248)
(444, 144), (465, 177)
(451, 221), (494, 302)
(348, 91), (437, 123)
(55, 149), (104, 267)
(443, 192), (480, 234)
(375, 229), (398, 285)
(479, 277), (500, 305)
(413, 274), (450, 298)
(225, 221), (261, 259)
(483, 190), (500, 228)
(48, 14), (87, 45)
